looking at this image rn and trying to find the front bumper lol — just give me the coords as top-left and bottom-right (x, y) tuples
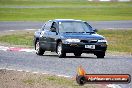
(62, 43), (107, 53)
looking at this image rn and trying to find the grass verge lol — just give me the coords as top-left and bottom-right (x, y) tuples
(0, 0), (132, 21)
(0, 69), (99, 88)
(98, 30), (132, 53)
(0, 30), (34, 48)
(0, 30), (132, 53)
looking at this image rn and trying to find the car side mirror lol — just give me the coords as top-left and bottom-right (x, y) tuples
(93, 29), (98, 32)
(51, 27), (56, 32)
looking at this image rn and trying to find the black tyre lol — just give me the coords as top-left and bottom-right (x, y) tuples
(76, 75), (86, 85)
(35, 40), (45, 55)
(96, 52), (105, 58)
(74, 52), (82, 57)
(57, 42), (66, 58)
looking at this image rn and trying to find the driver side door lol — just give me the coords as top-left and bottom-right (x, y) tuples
(39, 21), (53, 50)
(48, 22), (58, 51)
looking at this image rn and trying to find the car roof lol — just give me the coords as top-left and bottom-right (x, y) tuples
(51, 19), (83, 22)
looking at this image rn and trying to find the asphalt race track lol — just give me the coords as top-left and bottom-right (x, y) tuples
(0, 49), (132, 88)
(0, 21), (132, 31)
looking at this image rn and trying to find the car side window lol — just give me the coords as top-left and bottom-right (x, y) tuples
(50, 22), (58, 32)
(51, 22), (57, 28)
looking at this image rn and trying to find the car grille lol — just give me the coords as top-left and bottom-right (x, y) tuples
(81, 40), (97, 43)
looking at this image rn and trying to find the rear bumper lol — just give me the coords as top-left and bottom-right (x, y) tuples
(62, 43), (107, 53)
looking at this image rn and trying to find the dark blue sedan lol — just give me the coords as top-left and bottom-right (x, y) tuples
(34, 19), (107, 58)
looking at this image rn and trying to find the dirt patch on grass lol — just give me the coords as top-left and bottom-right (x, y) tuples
(0, 69), (103, 88)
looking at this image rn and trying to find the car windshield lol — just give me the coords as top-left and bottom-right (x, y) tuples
(58, 21), (93, 33)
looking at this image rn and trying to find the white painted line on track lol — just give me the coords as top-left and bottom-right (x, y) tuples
(17, 69), (23, 72)
(57, 75), (71, 78)
(6, 29), (38, 32)
(19, 49), (36, 52)
(25, 29), (38, 30)
(9, 30), (15, 31)
(6, 68), (16, 71)
(25, 70), (30, 73)
(0, 46), (36, 53)
(42, 73), (48, 75)
(0, 46), (9, 51)
(32, 72), (39, 74)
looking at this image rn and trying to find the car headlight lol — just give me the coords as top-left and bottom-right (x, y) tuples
(65, 39), (80, 43)
(98, 39), (107, 43)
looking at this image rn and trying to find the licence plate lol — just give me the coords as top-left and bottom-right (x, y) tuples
(85, 45), (95, 49)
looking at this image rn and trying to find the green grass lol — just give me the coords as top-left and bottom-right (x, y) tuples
(0, 30), (132, 53)
(98, 30), (132, 53)
(0, 0), (132, 21)
(0, 34), (32, 45)
(0, 7), (132, 21)
(0, 0), (132, 7)
(0, 31), (33, 47)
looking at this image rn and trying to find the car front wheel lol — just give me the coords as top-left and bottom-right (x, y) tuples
(57, 42), (66, 58)
(35, 40), (45, 55)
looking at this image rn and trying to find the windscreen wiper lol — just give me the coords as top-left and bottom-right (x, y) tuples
(65, 32), (74, 33)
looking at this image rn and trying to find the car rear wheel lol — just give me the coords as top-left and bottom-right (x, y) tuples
(74, 52), (82, 57)
(57, 42), (66, 58)
(35, 40), (45, 55)
(96, 52), (105, 58)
